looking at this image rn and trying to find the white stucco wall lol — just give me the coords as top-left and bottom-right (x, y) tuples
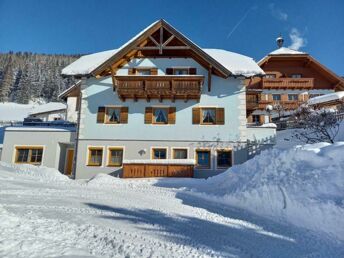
(79, 58), (247, 143)
(66, 97), (78, 122)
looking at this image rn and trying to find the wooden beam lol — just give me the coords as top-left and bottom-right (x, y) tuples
(208, 66), (212, 92)
(134, 46), (160, 50)
(110, 67), (116, 91)
(148, 36), (160, 47)
(159, 27), (163, 54)
(162, 35), (175, 47)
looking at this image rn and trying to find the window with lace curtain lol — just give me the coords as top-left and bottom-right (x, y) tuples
(201, 108), (216, 125)
(153, 108), (168, 124)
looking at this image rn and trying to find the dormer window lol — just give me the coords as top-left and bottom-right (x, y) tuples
(166, 67), (197, 75)
(174, 68), (189, 75)
(128, 68), (157, 75)
(137, 69), (151, 75)
(265, 74), (276, 78)
(291, 74), (302, 78)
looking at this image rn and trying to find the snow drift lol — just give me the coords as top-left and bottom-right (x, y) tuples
(193, 142), (344, 241)
(0, 162), (69, 182)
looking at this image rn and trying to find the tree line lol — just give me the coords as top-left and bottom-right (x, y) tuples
(0, 52), (79, 103)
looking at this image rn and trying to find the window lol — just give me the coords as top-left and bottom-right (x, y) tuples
(88, 147), (103, 166)
(272, 94), (281, 101)
(108, 148), (123, 167)
(291, 74), (302, 78)
(252, 115), (260, 124)
(265, 74), (276, 78)
(173, 149), (188, 159)
(196, 150), (211, 169)
(15, 147), (43, 165)
(217, 150), (232, 168)
(137, 69), (151, 75)
(152, 148), (167, 159)
(153, 108), (168, 124)
(201, 108), (216, 124)
(173, 68), (189, 75)
(106, 107), (121, 124)
(288, 94), (299, 101)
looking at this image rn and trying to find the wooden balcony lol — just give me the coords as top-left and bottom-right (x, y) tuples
(262, 78), (314, 89)
(113, 75), (204, 101)
(257, 100), (304, 110)
(246, 101), (259, 110)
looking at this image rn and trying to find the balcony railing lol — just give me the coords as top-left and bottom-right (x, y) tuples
(257, 100), (304, 110)
(262, 78), (314, 89)
(113, 75), (204, 101)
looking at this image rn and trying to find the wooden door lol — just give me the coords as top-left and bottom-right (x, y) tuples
(65, 149), (74, 176)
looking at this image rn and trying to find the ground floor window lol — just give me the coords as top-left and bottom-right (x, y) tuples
(252, 115), (260, 124)
(15, 146), (43, 165)
(288, 94), (299, 101)
(87, 147), (103, 166)
(152, 148), (167, 159)
(217, 150), (232, 168)
(196, 150), (211, 169)
(108, 148), (123, 167)
(173, 149), (188, 159)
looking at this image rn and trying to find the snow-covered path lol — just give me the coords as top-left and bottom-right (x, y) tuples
(0, 169), (343, 258)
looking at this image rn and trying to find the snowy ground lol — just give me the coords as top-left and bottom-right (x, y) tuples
(0, 153), (343, 257)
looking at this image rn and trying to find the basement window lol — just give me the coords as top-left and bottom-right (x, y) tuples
(152, 148), (167, 159)
(217, 150), (232, 169)
(108, 148), (123, 167)
(87, 147), (103, 166)
(15, 147), (43, 165)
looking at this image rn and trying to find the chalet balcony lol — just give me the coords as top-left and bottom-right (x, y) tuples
(257, 100), (304, 110)
(113, 75), (204, 101)
(262, 78), (314, 89)
(246, 101), (259, 110)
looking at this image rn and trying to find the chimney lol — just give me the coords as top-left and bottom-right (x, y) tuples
(276, 35), (284, 48)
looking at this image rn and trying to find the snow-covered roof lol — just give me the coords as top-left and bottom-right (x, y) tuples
(0, 102), (36, 122)
(307, 91), (344, 105)
(203, 49), (264, 77)
(5, 126), (75, 132)
(269, 47), (306, 55)
(58, 81), (81, 99)
(62, 47), (263, 78)
(61, 49), (119, 76)
(29, 102), (66, 115)
(62, 19), (263, 78)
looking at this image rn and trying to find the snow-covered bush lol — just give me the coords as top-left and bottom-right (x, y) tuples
(291, 105), (343, 143)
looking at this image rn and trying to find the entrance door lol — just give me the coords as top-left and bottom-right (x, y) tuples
(65, 148), (74, 176)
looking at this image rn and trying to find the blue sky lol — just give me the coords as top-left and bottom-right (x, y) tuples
(0, 0), (343, 75)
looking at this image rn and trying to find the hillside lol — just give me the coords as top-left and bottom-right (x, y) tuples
(0, 52), (79, 103)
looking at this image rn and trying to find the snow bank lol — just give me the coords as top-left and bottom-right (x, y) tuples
(0, 162), (69, 182)
(193, 142), (344, 240)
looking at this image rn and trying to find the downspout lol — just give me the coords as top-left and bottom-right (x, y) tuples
(71, 78), (84, 179)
